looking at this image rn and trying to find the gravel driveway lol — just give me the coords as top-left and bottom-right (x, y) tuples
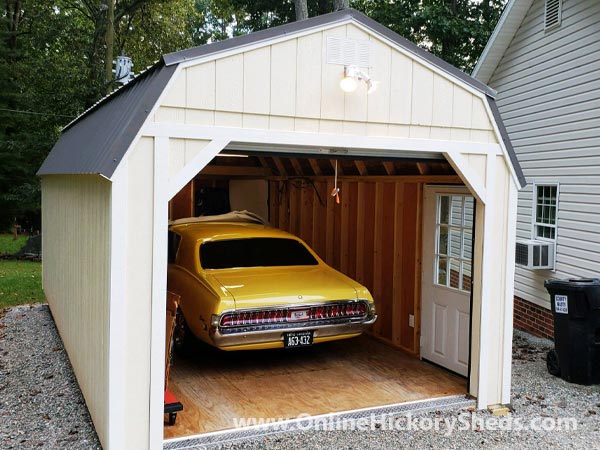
(1, 304), (599, 449)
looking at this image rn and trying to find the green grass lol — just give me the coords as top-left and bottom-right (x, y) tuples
(0, 260), (44, 309)
(0, 234), (28, 255)
(0, 234), (43, 309)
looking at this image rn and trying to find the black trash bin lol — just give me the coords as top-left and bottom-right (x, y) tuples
(544, 278), (600, 385)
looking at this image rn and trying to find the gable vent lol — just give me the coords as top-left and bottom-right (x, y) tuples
(326, 36), (371, 67)
(544, 0), (562, 30)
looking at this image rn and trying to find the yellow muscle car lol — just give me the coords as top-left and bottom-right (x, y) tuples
(167, 212), (377, 351)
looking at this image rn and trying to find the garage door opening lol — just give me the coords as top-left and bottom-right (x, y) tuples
(163, 150), (472, 441)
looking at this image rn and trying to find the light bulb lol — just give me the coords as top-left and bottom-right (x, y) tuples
(340, 76), (358, 93)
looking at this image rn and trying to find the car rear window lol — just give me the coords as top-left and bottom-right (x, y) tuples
(200, 238), (318, 269)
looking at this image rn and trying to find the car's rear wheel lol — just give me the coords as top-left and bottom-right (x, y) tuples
(173, 309), (194, 357)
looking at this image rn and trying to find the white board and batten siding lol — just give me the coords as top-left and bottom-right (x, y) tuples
(487, 0), (600, 309)
(155, 23), (498, 147)
(41, 175), (111, 445)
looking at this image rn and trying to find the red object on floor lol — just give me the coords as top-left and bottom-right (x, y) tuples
(164, 389), (183, 426)
(164, 389), (179, 405)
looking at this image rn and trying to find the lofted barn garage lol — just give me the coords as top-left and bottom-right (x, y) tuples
(38, 9), (525, 450)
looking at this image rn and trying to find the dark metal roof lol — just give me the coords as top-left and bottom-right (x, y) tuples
(164, 9), (497, 98)
(37, 61), (176, 177)
(486, 97), (526, 188)
(38, 8), (524, 186)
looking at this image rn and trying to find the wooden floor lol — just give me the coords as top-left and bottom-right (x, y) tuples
(164, 335), (466, 439)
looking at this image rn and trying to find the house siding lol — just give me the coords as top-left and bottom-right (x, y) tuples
(488, 0), (600, 309)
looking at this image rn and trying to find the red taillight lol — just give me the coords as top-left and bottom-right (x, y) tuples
(219, 302), (368, 328)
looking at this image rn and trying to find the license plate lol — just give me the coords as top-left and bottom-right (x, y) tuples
(284, 330), (313, 348)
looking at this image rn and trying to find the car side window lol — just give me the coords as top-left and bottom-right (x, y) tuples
(168, 231), (182, 263)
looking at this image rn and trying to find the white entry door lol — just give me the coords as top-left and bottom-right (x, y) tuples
(421, 186), (474, 377)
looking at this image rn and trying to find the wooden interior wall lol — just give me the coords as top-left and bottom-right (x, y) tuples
(169, 181), (194, 221)
(269, 177), (424, 355)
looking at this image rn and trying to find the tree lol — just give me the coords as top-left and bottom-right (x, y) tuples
(333, 0), (348, 10)
(354, 0), (505, 72)
(295, 0), (308, 20)
(0, 0), (198, 230)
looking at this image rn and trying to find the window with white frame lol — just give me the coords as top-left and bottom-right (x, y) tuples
(434, 194), (474, 293)
(533, 184), (558, 240)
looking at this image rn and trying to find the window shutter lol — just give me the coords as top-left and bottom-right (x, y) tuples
(544, 0), (562, 30)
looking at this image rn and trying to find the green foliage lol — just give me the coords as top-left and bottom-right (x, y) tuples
(0, 0), (505, 232)
(0, 260), (44, 308)
(354, 0), (505, 72)
(0, 234), (28, 255)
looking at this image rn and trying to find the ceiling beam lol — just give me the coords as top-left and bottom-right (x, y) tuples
(354, 160), (368, 176)
(257, 156), (269, 168)
(416, 162), (430, 175)
(289, 158), (304, 176)
(308, 159), (322, 176)
(272, 157), (287, 176)
(382, 161), (395, 176)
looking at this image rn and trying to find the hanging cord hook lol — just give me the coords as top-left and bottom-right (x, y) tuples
(330, 160), (340, 204)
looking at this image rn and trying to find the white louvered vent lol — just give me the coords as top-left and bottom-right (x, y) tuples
(326, 36), (371, 67)
(544, 0), (562, 30)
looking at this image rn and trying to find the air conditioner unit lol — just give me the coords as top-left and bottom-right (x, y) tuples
(515, 239), (555, 270)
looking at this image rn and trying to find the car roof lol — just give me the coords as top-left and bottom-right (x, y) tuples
(169, 222), (300, 242)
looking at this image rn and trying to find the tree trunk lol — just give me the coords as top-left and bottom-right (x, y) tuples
(294, 0), (308, 21)
(333, 0), (349, 11)
(105, 0), (115, 93)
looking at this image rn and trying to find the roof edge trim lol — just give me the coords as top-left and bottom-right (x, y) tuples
(472, 0), (535, 83)
(485, 96), (526, 188)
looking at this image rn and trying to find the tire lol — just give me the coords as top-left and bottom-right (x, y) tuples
(546, 349), (560, 377)
(173, 309), (194, 357)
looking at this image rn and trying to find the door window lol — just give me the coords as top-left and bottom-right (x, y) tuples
(434, 195), (474, 292)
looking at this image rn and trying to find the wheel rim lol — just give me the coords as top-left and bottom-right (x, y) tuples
(174, 309), (187, 350)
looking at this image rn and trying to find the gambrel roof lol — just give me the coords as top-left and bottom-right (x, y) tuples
(38, 8), (524, 187)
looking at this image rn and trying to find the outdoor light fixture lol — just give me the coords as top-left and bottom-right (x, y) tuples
(339, 65), (379, 94)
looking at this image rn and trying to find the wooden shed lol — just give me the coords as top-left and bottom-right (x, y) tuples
(38, 9), (525, 450)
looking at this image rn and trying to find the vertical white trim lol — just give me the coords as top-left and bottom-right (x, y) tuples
(149, 136), (169, 449)
(501, 180), (518, 404)
(108, 161), (128, 450)
(476, 154), (496, 409)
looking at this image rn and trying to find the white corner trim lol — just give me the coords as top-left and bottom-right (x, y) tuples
(501, 180), (518, 404)
(149, 136), (169, 449)
(107, 160), (128, 450)
(476, 152), (497, 409)
(168, 138), (230, 200)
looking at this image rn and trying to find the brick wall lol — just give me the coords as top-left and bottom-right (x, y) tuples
(513, 296), (554, 340)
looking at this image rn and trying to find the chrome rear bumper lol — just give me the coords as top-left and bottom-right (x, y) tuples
(209, 315), (377, 348)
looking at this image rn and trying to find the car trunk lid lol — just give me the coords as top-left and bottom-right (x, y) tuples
(210, 266), (358, 310)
